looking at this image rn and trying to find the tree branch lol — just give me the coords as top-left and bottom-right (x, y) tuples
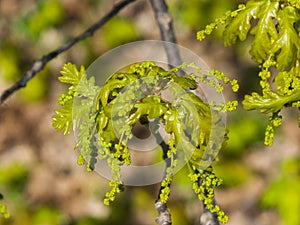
(150, 1), (221, 224)
(0, 0), (136, 105)
(155, 200), (172, 225)
(149, 1), (181, 224)
(155, 140), (172, 225)
(149, 0), (182, 68)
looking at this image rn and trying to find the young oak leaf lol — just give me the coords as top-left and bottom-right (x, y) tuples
(52, 101), (73, 135)
(271, 6), (300, 71)
(249, 0), (279, 63)
(59, 62), (85, 85)
(223, 0), (264, 46)
(128, 102), (168, 126)
(243, 90), (300, 113)
(53, 64), (97, 135)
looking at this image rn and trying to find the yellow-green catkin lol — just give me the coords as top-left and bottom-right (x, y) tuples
(264, 113), (282, 146)
(0, 200), (10, 219)
(197, 4), (246, 41)
(189, 167), (228, 224)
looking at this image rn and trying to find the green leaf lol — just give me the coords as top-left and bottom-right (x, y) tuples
(101, 119), (117, 143)
(129, 102), (168, 124)
(249, 1), (279, 63)
(173, 75), (198, 90)
(242, 90), (300, 113)
(164, 107), (181, 142)
(52, 101), (73, 135)
(76, 75), (99, 99)
(223, 0), (264, 46)
(59, 63), (85, 85)
(271, 6), (300, 71)
(96, 111), (108, 131)
(99, 73), (137, 108)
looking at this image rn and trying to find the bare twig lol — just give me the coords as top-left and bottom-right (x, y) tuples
(155, 200), (172, 225)
(0, 0), (136, 105)
(149, 0), (182, 68)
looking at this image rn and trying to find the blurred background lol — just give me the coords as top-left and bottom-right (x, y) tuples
(0, 0), (299, 225)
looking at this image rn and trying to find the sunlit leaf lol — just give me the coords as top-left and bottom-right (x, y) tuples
(59, 63), (85, 85)
(249, 1), (279, 63)
(271, 6), (300, 71)
(223, 0), (264, 46)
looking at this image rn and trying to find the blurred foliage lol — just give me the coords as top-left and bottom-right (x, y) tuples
(261, 158), (300, 225)
(224, 109), (268, 157)
(170, 0), (241, 38)
(0, 44), (20, 82)
(15, 0), (64, 40)
(214, 161), (252, 187)
(0, 0), (65, 103)
(18, 69), (50, 103)
(0, 163), (29, 224)
(102, 17), (140, 48)
(0, 163), (29, 190)
(0, 206), (67, 225)
(73, 217), (104, 225)
(31, 207), (67, 225)
(0, 195), (10, 219)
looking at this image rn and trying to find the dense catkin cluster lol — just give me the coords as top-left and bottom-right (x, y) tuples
(58, 89), (75, 106)
(189, 166), (229, 224)
(265, 113), (282, 146)
(159, 136), (178, 203)
(210, 101), (239, 113)
(104, 181), (124, 206)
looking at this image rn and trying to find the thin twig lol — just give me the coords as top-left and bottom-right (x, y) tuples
(149, 1), (181, 224)
(0, 0), (136, 105)
(149, 0), (182, 68)
(155, 140), (172, 225)
(155, 200), (172, 225)
(150, 1), (221, 224)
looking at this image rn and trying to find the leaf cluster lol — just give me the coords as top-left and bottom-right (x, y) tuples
(198, 0), (300, 146)
(52, 61), (238, 223)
